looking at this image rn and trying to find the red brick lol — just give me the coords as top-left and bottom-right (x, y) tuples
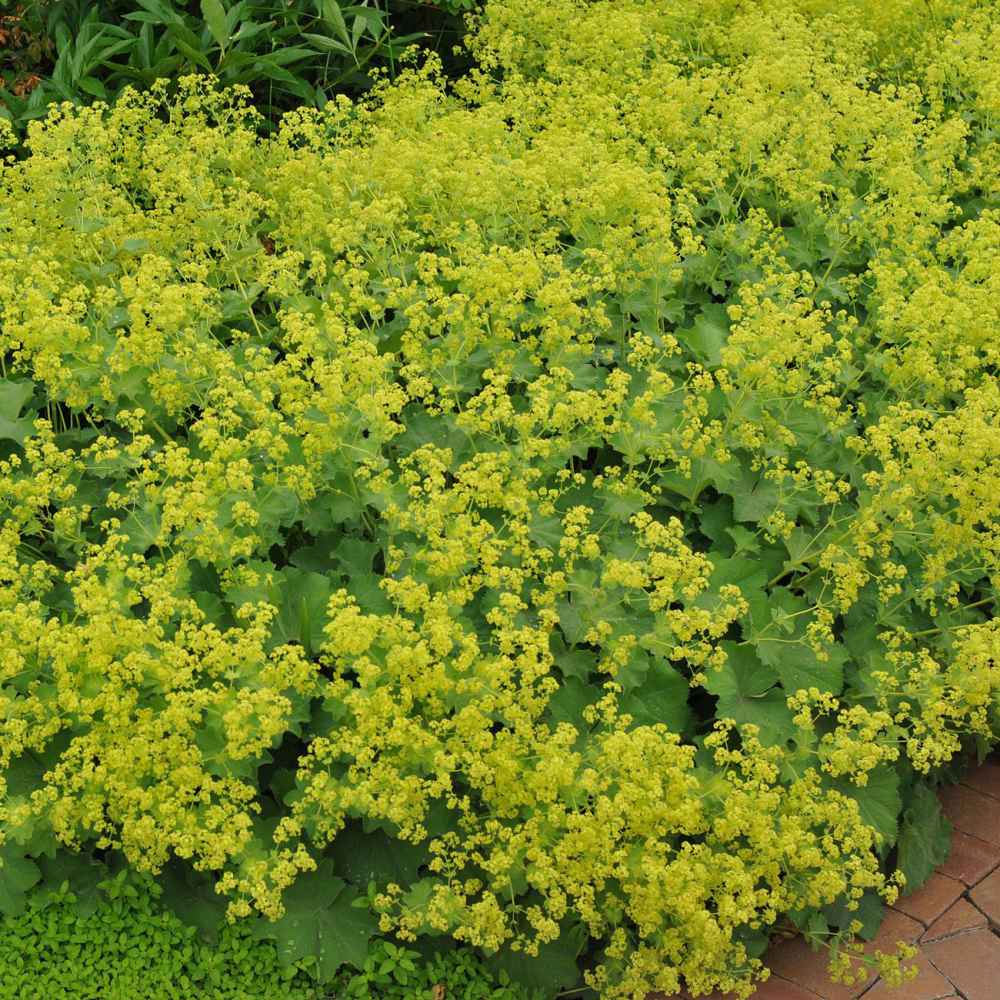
(969, 867), (1000, 928)
(893, 873), (964, 926)
(747, 979), (823, 999)
(922, 927), (1000, 999)
(763, 911), (923, 1000)
(763, 936), (859, 1000)
(921, 898), (988, 942)
(937, 784), (1000, 846)
(961, 757), (1000, 802)
(861, 953), (954, 1000)
(936, 828), (1000, 886)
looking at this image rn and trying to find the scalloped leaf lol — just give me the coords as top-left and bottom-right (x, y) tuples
(897, 784), (953, 892)
(252, 859), (379, 980)
(702, 641), (795, 746)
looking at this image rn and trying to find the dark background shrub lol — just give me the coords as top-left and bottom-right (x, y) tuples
(0, 0), (477, 134)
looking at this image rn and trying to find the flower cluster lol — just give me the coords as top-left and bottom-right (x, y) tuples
(1, 0), (998, 996)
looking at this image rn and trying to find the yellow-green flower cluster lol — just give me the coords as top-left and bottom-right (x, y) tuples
(1, 0), (998, 996)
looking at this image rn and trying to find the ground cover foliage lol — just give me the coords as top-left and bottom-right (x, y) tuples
(0, 865), (540, 1000)
(1, 0), (999, 995)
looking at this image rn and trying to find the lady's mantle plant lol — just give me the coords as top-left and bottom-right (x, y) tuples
(0, 0), (998, 996)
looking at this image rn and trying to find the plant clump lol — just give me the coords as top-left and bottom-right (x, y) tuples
(0, 0), (998, 996)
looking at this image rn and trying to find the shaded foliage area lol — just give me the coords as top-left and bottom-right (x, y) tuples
(0, 0), (476, 134)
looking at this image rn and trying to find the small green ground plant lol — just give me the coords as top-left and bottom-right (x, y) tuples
(0, 0), (999, 997)
(0, 860), (540, 998)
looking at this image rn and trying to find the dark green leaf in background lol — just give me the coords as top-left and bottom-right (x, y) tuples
(486, 932), (584, 995)
(897, 784), (953, 892)
(618, 662), (691, 733)
(545, 676), (596, 733)
(327, 825), (426, 888)
(702, 641), (795, 746)
(271, 567), (332, 656)
(253, 859), (379, 980)
(319, 0), (352, 48)
(0, 380), (36, 444)
(36, 852), (109, 919)
(159, 860), (229, 941)
(201, 0), (230, 52)
(751, 590), (847, 695)
(0, 844), (41, 917)
(823, 889), (885, 940)
(680, 303), (730, 367)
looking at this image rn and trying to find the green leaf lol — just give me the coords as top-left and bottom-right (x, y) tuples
(134, 0), (184, 25)
(618, 662), (691, 733)
(2, 801), (57, 860)
(256, 486), (300, 532)
(256, 860), (379, 980)
(549, 633), (597, 683)
(397, 878), (437, 935)
(120, 501), (162, 554)
(545, 677), (596, 732)
(755, 635), (848, 697)
(318, 0), (351, 47)
(77, 76), (108, 99)
(659, 454), (737, 503)
(3, 752), (59, 859)
(556, 578), (634, 648)
(680, 303), (730, 367)
(824, 889), (885, 941)
(192, 590), (233, 630)
(165, 25), (213, 71)
(302, 32), (352, 55)
(781, 525), (815, 568)
(897, 784), (953, 893)
(332, 537), (391, 613)
(201, 0), (230, 52)
(829, 766), (902, 849)
(702, 641), (795, 746)
(37, 852), (108, 919)
(0, 843), (41, 917)
(350, 11), (367, 48)
(194, 711), (264, 781)
(729, 465), (783, 524)
(270, 568), (332, 657)
(697, 495), (737, 548)
(348, 5), (386, 39)
(751, 591), (847, 695)
(335, 536), (378, 579)
(258, 46), (317, 67)
(290, 530), (343, 574)
(695, 554), (774, 632)
(159, 860), (228, 941)
(327, 825), (425, 888)
(556, 596), (586, 647)
(788, 907), (829, 939)
(486, 936), (582, 995)
(598, 487), (647, 524)
(725, 525), (760, 555)
(733, 922), (771, 958)
(0, 379), (36, 444)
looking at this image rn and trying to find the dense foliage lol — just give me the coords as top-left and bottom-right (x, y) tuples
(0, 0), (474, 132)
(0, 859), (539, 998)
(1, 0), (999, 996)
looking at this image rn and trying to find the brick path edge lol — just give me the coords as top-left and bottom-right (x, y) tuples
(651, 752), (1000, 1000)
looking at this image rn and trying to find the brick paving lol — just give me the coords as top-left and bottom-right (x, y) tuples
(666, 753), (1000, 1000)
